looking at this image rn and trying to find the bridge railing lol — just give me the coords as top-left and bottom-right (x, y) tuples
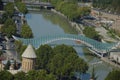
(13, 34), (118, 54)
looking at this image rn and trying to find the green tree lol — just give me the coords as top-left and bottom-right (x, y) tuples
(83, 27), (101, 41)
(4, 60), (11, 70)
(14, 40), (27, 60)
(26, 70), (37, 80)
(78, 7), (91, 16)
(21, 24), (33, 38)
(4, 18), (15, 27)
(0, 70), (13, 80)
(46, 73), (56, 80)
(50, 0), (62, 7)
(36, 44), (54, 69)
(105, 70), (120, 80)
(5, 25), (17, 37)
(93, 0), (120, 14)
(61, 2), (79, 20)
(1, 12), (9, 24)
(50, 0), (90, 20)
(14, 71), (26, 80)
(1, 18), (16, 37)
(4, 2), (14, 17)
(14, 0), (21, 3)
(16, 2), (28, 14)
(48, 44), (88, 80)
(14, 41), (23, 54)
(26, 69), (56, 80)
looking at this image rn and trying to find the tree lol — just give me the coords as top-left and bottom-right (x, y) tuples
(0, 70), (13, 80)
(4, 18), (15, 27)
(93, 0), (120, 14)
(35, 44), (88, 79)
(36, 44), (54, 69)
(14, 41), (27, 60)
(83, 27), (101, 41)
(51, 0), (91, 20)
(4, 60), (11, 70)
(16, 2), (28, 14)
(38, 70), (56, 80)
(61, 2), (79, 20)
(0, 12), (9, 24)
(21, 24), (33, 38)
(26, 70), (37, 80)
(5, 25), (17, 37)
(26, 69), (56, 80)
(105, 70), (120, 80)
(78, 7), (91, 16)
(14, 41), (23, 54)
(46, 73), (56, 80)
(48, 44), (88, 80)
(50, 0), (62, 7)
(1, 18), (17, 38)
(56, 1), (80, 20)
(14, 0), (22, 3)
(4, 2), (14, 17)
(14, 71), (26, 80)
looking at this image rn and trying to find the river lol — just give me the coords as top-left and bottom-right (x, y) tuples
(25, 10), (113, 80)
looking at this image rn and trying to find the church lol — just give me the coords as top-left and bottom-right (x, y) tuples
(21, 44), (37, 72)
(0, 44), (37, 73)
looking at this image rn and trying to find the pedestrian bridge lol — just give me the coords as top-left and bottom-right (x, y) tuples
(13, 34), (118, 54)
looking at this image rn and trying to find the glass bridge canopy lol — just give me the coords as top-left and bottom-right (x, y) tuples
(13, 34), (117, 53)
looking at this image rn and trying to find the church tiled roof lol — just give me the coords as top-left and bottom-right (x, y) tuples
(22, 44), (37, 58)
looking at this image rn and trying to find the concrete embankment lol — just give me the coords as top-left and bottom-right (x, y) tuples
(51, 9), (83, 34)
(101, 57), (120, 69)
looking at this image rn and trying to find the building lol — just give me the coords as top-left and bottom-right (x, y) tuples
(110, 52), (120, 63)
(21, 44), (37, 72)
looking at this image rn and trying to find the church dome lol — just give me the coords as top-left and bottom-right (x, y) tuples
(22, 44), (37, 58)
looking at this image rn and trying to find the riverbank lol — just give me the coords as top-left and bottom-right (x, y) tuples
(83, 47), (120, 69)
(51, 9), (83, 34)
(50, 9), (120, 69)
(101, 57), (120, 69)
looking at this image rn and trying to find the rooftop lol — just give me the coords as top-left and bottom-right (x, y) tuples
(22, 44), (37, 58)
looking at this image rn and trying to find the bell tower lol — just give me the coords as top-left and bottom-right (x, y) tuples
(21, 44), (37, 72)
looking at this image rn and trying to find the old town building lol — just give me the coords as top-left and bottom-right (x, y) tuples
(21, 44), (37, 72)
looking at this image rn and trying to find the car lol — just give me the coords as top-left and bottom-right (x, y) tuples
(83, 16), (96, 20)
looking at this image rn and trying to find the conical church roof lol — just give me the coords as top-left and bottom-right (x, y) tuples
(22, 44), (37, 58)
